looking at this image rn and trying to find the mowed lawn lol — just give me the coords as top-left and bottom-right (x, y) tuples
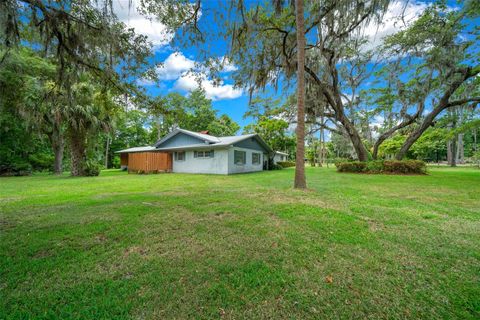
(1, 167), (479, 319)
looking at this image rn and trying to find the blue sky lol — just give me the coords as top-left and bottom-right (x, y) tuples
(113, 0), (475, 131)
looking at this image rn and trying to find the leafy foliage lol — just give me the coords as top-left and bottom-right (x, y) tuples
(336, 160), (426, 174)
(277, 161), (295, 168)
(149, 89), (240, 138)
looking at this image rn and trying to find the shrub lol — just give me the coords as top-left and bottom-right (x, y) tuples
(383, 160), (426, 174)
(112, 156), (120, 169)
(365, 160), (384, 173)
(83, 161), (101, 176)
(335, 161), (366, 172)
(335, 160), (426, 174)
(333, 158), (352, 164)
(270, 163), (283, 170)
(28, 153), (54, 172)
(277, 161), (295, 168)
(0, 161), (32, 176)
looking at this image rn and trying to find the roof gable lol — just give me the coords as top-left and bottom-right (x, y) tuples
(231, 135), (272, 153)
(154, 128), (220, 147)
(155, 131), (211, 148)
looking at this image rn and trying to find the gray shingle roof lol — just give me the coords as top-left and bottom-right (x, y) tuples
(115, 146), (156, 153)
(154, 128), (220, 147)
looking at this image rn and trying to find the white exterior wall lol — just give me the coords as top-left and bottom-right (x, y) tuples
(172, 149), (229, 174)
(273, 154), (287, 163)
(228, 147), (264, 174)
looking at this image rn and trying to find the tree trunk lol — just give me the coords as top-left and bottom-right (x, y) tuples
(52, 140), (64, 175)
(104, 135), (110, 169)
(447, 137), (458, 167)
(70, 133), (86, 176)
(294, 0), (306, 189)
(447, 140), (453, 165)
(449, 138), (457, 167)
(319, 114), (324, 167)
(341, 116), (369, 161)
(325, 90), (369, 161)
(456, 133), (464, 164)
(157, 117), (162, 140)
(474, 128), (477, 154)
(49, 123), (64, 175)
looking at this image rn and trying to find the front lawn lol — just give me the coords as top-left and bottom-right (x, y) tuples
(1, 167), (479, 319)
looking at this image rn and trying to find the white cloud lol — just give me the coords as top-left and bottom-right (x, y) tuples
(147, 52), (243, 100)
(156, 52), (196, 80)
(362, 0), (429, 51)
(174, 73), (243, 101)
(370, 115), (385, 128)
(112, 0), (173, 47)
(136, 77), (155, 86)
(218, 57), (238, 72)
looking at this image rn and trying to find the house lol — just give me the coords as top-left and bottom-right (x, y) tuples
(116, 128), (273, 174)
(273, 151), (289, 163)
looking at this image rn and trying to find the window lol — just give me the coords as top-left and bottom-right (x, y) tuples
(174, 151), (185, 161)
(194, 150), (214, 158)
(234, 150), (246, 165)
(252, 152), (261, 165)
(204, 150), (214, 158)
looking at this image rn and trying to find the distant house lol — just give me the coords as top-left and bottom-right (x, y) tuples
(273, 151), (289, 163)
(116, 128), (273, 174)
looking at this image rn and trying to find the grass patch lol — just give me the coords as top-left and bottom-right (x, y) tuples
(1, 167), (479, 319)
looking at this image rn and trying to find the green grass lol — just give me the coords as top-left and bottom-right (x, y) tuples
(1, 167), (479, 319)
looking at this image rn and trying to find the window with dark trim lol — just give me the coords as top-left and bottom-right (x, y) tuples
(234, 150), (246, 165)
(174, 151), (185, 161)
(252, 152), (261, 165)
(194, 150), (214, 158)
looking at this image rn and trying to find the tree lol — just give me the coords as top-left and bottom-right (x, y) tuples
(294, 0), (306, 188)
(148, 89), (240, 138)
(208, 114), (240, 136)
(64, 76), (120, 176)
(381, 3), (480, 160)
(0, 48), (63, 174)
(1, 0), (152, 94)
(244, 117), (295, 155)
(224, 1), (390, 162)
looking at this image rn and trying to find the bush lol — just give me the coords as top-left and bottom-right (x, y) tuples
(333, 158), (352, 165)
(365, 160), (384, 173)
(383, 160), (426, 174)
(28, 153), (54, 172)
(277, 161), (295, 168)
(270, 163), (283, 170)
(0, 161), (32, 176)
(335, 161), (366, 172)
(112, 156), (121, 169)
(83, 161), (101, 176)
(335, 160), (426, 174)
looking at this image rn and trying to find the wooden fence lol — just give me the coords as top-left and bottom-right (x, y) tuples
(127, 152), (172, 173)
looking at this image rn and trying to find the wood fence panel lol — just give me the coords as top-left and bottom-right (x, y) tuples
(127, 152), (172, 173)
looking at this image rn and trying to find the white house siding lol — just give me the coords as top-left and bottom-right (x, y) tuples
(228, 147), (264, 174)
(172, 149), (229, 174)
(273, 154), (287, 163)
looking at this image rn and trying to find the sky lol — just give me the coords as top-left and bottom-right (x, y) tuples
(111, 0), (469, 132)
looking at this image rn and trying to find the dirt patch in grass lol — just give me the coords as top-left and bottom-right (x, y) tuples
(124, 246), (148, 257)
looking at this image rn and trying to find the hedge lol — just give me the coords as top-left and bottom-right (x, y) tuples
(335, 160), (426, 174)
(277, 161), (296, 168)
